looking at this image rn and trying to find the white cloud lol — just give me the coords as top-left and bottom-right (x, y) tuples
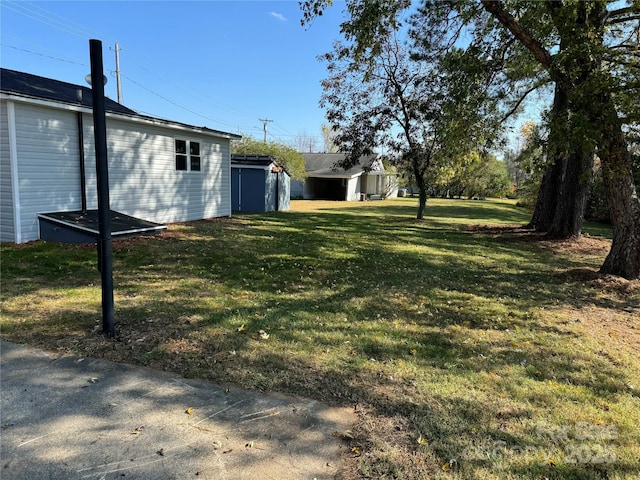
(269, 11), (287, 22)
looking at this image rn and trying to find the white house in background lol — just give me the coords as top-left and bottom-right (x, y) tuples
(0, 68), (241, 244)
(290, 153), (398, 201)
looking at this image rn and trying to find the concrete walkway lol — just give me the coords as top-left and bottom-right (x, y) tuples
(0, 341), (355, 479)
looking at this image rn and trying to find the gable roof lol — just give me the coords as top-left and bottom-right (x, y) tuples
(1, 68), (137, 115)
(0, 68), (241, 140)
(301, 153), (384, 178)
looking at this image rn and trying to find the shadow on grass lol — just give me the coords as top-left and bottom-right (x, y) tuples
(1, 200), (636, 479)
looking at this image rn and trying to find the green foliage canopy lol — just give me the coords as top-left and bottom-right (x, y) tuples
(232, 136), (307, 180)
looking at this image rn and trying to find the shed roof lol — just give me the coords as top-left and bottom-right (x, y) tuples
(0, 68), (241, 140)
(231, 154), (278, 167)
(231, 154), (290, 176)
(301, 153), (384, 178)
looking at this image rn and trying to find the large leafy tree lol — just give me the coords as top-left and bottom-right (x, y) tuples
(232, 135), (307, 180)
(320, 28), (498, 219)
(480, 0), (640, 277)
(301, 0), (640, 279)
(321, 35), (436, 218)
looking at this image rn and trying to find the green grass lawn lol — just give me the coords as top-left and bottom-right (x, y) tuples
(2, 198), (638, 479)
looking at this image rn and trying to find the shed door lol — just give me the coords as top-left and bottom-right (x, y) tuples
(231, 168), (241, 211)
(232, 168), (266, 212)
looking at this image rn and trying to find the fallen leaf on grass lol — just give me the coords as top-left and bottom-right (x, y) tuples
(417, 434), (428, 445)
(441, 459), (457, 471)
(237, 324), (246, 332)
(259, 330), (270, 340)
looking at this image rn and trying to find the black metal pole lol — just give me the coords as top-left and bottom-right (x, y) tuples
(89, 39), (115, 337)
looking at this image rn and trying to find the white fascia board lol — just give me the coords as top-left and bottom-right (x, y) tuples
(1, 92), (89, 114)
(307, 172), (362, 179)
(0, 92), (240, 141)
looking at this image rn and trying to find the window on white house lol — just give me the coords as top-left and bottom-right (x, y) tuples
(190, 141), (201, 171)
(175, 139), (201, 172)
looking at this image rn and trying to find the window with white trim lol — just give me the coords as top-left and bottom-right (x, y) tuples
(175, 139), (201, 172)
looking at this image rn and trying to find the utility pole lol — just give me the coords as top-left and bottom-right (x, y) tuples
(259, 118), (273, 142)
(114, 42), (122, 103)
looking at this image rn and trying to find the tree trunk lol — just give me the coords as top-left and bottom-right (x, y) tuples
(526, 84), (564, 232)
(415, 175), (428, 220)
(526, 158), (561, 231)
(410, 152), (430, 220)
(597, 104), (640, 279)
(546, 146), (591, 238)
(526, 82), (591, 237)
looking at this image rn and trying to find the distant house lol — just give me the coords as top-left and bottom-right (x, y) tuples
(231, 154), (290, 212)
(291, 153), (398, 201)
(0, 68), (240, 244)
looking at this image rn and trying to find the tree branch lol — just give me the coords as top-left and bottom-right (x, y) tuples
(606, 5), (640, 20)
(607, 13), (640, 25)
(500, 81), (547, 122)
(480, 0), (552, 69)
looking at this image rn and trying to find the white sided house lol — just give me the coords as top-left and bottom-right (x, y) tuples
(291, 153), (398, 201)
(0, 68), (240, 244)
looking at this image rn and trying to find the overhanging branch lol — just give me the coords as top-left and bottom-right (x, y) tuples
(481, 0), (552, 69)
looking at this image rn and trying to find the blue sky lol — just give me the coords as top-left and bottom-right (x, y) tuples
(1, 1), (347, 147)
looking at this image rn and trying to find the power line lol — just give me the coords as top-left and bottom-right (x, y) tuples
(117, 71), (247, 129)
(3, 2), (326, 141)
(3, 0), (103, 41)
(2, 40), (322, 140)
(0, 42), (88, 66)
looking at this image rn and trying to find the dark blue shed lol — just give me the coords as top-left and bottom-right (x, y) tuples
(231, 155), (291, 212)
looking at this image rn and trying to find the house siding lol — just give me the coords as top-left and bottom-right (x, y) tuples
(13, 102), (82, 242)
(346, 177), (360, 201)
(82, 116), (231, 224)
(1, 102), (232, 243)
(0, 100), (15, 242)
(91, 119), (231, 223)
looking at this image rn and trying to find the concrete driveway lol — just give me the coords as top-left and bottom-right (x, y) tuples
(0, 341), (355, 479)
